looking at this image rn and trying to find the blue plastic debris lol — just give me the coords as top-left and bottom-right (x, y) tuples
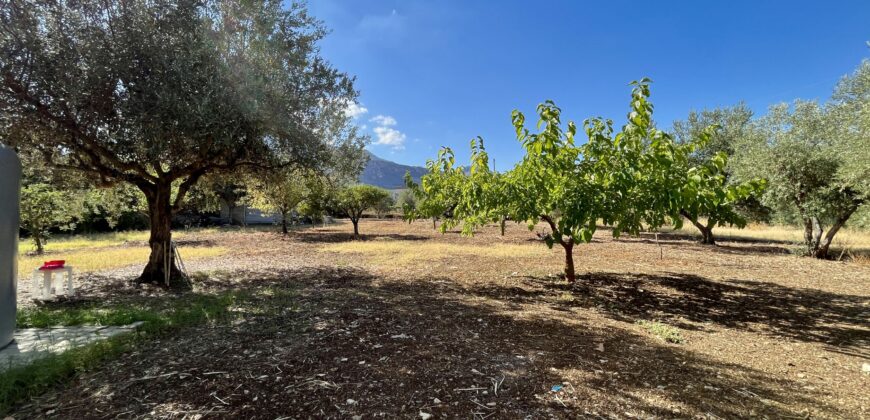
(551, 385), (562, 392)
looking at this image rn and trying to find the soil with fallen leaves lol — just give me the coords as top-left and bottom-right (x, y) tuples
(11, 219), (870, 419)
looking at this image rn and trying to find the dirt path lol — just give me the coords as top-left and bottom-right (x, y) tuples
(12, 220), (870, 418)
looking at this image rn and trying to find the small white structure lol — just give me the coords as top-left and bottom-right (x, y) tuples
(219, 201), (281, 225)
(31, 267), (74, 300)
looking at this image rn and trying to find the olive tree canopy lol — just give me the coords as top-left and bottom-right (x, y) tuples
(0, 0), (358, 286)
(732, 60), (869, 258)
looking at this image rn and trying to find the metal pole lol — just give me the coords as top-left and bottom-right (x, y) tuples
(0, 145), (21, 349)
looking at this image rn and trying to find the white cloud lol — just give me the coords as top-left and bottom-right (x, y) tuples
(370, 114), (397, 126)
(372, 126), (406, 149)
(344, 101), (369, 119)
(366, 114), (405, 149)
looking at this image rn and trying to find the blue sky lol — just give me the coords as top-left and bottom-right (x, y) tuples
(308, 0), (870, 168)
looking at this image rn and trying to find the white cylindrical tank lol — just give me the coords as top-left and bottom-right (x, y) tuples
(0, 145), (20, 349)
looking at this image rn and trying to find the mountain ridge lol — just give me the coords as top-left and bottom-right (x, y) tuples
(359, 151), (427, 189)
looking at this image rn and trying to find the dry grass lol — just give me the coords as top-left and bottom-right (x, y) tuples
(17, 246), (227, 278)
(321, 240), (551, 267)
(665, 222), (870, 253)
(15, 227), (240, 254)
(13, 226), (268, 276)
(17, 231), (150, 254)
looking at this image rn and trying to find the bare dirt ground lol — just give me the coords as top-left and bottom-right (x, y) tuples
(11, 219), (870, 419)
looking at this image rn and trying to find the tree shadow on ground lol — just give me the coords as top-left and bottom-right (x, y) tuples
(619, 236), (792, 256)
(496, 272), (870, 358)
(705, 243), (791, 255)
(121, 238), (219, 248)
(636, 230), (799, 246)
(524, 237), (606, 245)
(15, 266), (852, 418)
(170, 238), (219, 248)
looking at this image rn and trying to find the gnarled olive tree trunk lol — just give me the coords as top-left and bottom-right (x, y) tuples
(804, 203), (859, 259)
(281, 212), (290, 235)
(139, 182), (186, 288)
(803, 217), (823, 257)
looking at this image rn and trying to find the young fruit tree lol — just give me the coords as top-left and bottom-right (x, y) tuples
(421, 138), (513, 237)
(0, 1), (358, 287)
(247, 169), (309, 235)
(337, 185), (391, 238)
(458, 139), (516, 236)
(672, 104), (772, 231)
(19, 183), (80, 255)
(422, 79), (703, 282)
(676, 151), (766, 245)
(403, 148), (467, 230)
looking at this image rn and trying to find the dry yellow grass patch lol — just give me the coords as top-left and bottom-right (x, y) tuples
(322, 239), (551, 267)
(19, 231), (151, 254)
(15, 227), (233, 254)
(665, 222), (870, 252)
(17, 246), (227, 278)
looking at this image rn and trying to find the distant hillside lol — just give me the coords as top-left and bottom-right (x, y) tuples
(359, 152), (427, 189)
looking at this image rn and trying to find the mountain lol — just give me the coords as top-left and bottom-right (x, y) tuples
(359, 152), (427, 189)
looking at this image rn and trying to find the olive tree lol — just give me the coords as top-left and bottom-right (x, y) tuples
(733, 61), (868, 258)
(337, 185), (391, 238)
(373, 194), (395, 219)
(673, 104), (753, 165)
(829, 59), (870, 220)
(0, 0), (357, 286)
(396, 189), (417, 220)
(218, 119), (367, 233)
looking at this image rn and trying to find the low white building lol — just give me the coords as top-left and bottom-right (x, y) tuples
(218, 201), (281, 225)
